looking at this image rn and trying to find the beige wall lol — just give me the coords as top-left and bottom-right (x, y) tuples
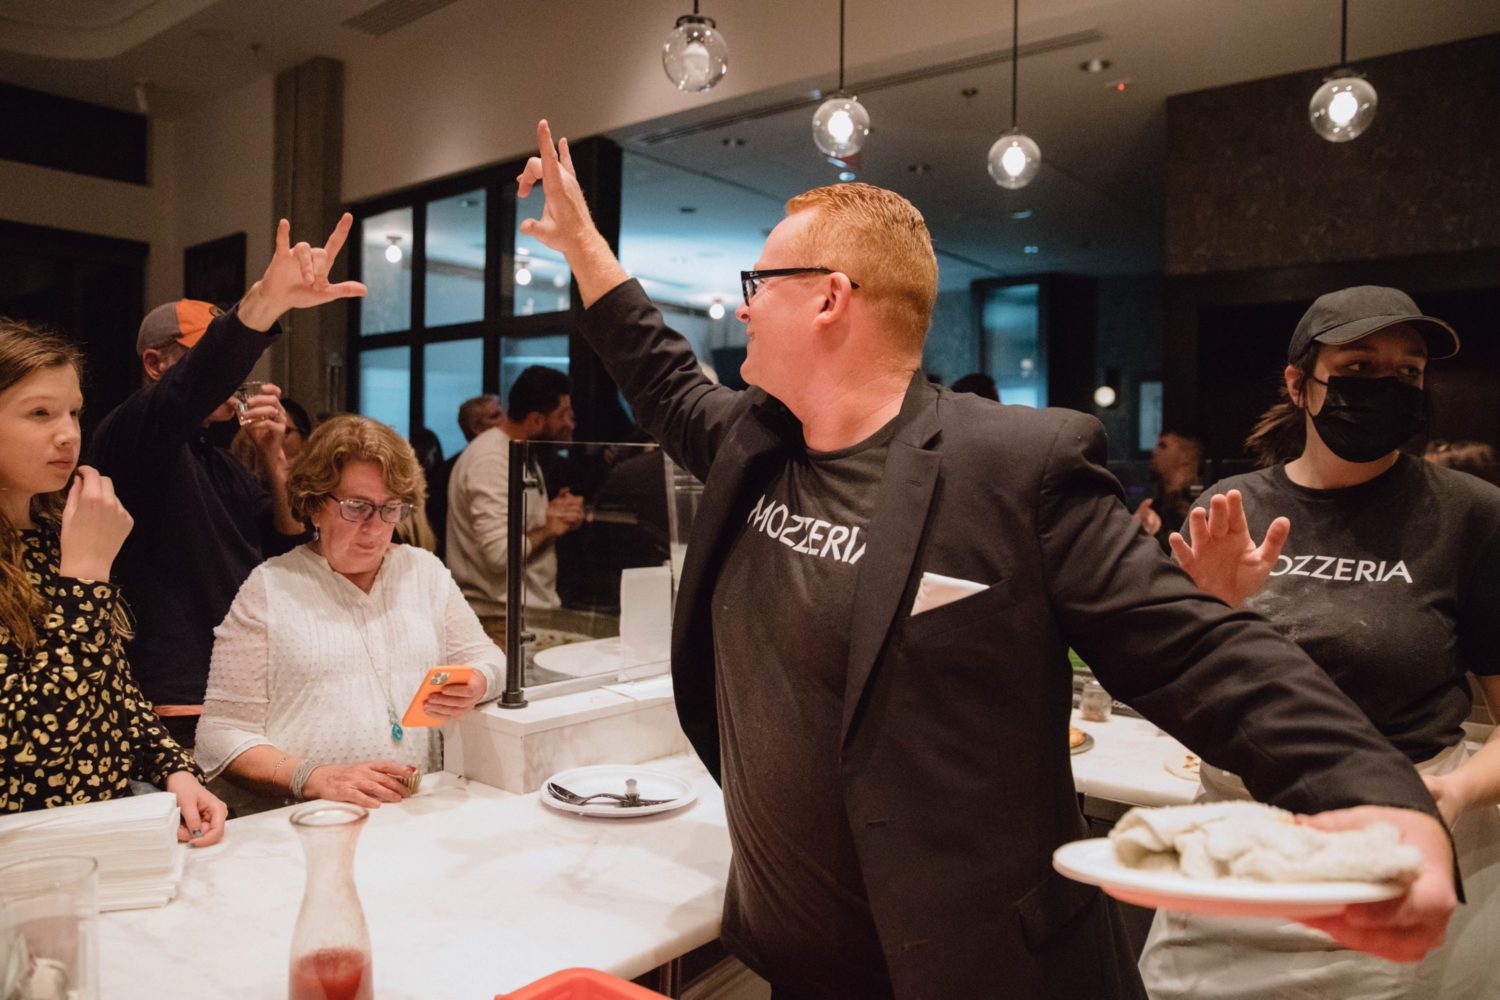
(0, 72), (274, 357)
(151, 73), (276, 308)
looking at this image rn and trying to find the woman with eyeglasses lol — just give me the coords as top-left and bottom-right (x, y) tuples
(195, 414), (502, 811)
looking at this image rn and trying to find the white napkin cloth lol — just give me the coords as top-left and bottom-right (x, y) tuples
(911, 571), (988, 615)
(1111, 801), (1422, 883)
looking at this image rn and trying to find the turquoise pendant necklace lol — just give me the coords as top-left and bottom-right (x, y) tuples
(343, 575), (403, 744)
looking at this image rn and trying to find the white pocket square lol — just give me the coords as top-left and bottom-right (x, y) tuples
(911, 572), (989, 616)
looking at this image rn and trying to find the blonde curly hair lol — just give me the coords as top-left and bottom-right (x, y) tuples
(286, 414), (426, 524)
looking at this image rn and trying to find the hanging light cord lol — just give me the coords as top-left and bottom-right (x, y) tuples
(693, 0), (699, 14)
(1010, 0), (1020, 129)
(838, 0), (847, 93)
(1339, 0), (1348, 65)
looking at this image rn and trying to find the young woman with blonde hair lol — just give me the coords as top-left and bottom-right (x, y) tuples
(0, 319), (225, 843)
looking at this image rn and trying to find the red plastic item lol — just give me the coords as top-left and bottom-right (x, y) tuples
(495, 968), (669, 999)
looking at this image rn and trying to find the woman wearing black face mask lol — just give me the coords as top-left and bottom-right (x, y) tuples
(1139, 286), (1500, 1000)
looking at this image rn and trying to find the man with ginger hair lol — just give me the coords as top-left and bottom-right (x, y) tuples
(516, 121), (1455, 1000)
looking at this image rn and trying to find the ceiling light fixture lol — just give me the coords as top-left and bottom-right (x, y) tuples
(1308, 0), (1377, 142)
(662, 1), (729, 93)
(708, 297), (726, 320)
(1079, 58), (1110, 74)
(514, 263), (533, 287)
(812, 0), (870, 158)
(384, 235), (403, 264)
(987, 0), (1041, 189)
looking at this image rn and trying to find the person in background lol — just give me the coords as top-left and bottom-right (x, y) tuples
(1140, 286), (1500, 1000)
(446, 366), (585, 632)
(1132, 430), (1203, 551)
(1425, 438), (1500, 487)
(0, 319), (226, 844)
(950, 372), (999, 402)
(457, 393), (504, 443)
(517, 120), (1454, 1000)
(280, 397), (313, 463)
(408, 426), (447, 557)
(196, 415), (501, 811)
(85, 214), (364, 748)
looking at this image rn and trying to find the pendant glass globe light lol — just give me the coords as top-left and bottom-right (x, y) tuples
(1308, 1), (1376, 142)
(986, 0), (1041, 189)
(384, 235), (403, 264)
(662, 2), (728, 93)
(812, 0), (870, 158)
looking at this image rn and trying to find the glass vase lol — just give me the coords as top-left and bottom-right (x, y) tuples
(288, 803), (373, 1000)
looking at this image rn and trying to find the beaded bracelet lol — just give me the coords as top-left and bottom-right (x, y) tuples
(289, 759), (324, 801)
(270, 754), (290, 789)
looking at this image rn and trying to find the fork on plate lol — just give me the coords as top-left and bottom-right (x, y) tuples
(546, 781), (674, 807)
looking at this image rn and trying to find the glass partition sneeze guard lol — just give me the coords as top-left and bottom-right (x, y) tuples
(495, 439), (685, 706)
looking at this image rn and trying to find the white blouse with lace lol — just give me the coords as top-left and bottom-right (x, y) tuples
(195, 543), (504, 778)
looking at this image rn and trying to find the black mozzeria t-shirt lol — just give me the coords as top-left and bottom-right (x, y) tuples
(1195, 455), (1500, 762)
(711, 417), (899, 1000)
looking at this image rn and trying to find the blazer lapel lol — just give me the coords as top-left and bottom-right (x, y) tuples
(841, 379), (943, 743)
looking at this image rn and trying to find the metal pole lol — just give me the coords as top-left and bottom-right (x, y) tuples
(499, 438), (529, 708)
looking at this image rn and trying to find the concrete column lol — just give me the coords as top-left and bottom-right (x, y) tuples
(270, 57), (346, 417)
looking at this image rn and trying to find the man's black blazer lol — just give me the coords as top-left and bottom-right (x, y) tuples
(580, 281), (1438, 1000)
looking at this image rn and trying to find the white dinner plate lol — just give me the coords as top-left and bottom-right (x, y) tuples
(1052, 838), (1405, 918)
(540, 764), (697, 818)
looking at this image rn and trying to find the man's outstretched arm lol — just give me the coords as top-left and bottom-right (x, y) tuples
(515, 119), (628, 308)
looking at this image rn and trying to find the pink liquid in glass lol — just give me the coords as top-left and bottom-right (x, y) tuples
(288, 948), (372, 1000)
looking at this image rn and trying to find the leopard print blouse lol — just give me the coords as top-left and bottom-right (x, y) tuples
(0, 528), (199, 812)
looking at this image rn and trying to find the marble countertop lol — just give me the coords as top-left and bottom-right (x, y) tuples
(1069, 708), (1198, 808)
(98, 756), (729, 999)
(98, 714), (1192, 998)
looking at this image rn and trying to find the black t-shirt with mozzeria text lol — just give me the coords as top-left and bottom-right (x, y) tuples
(712, 417), (899, 999)
(1195, 456), (1500, 763)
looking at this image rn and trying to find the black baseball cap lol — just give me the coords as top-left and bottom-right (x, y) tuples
(1288, 286), (1459, 364)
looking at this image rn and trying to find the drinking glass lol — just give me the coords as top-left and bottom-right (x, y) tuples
(234, 381), (266, 426)
(0, 856), (99, 1000)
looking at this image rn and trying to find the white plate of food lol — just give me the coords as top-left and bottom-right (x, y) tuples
(539, 764), (697, 818)
(1164, 752), (1202, 782)
(1052, 838), (1405, 918)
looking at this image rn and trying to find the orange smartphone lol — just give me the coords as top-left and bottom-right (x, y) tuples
(400, 666), (477, 728)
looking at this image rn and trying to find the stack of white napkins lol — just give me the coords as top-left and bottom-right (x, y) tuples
(1111, 801), (1422, 884)
(0, 793), (184, 911)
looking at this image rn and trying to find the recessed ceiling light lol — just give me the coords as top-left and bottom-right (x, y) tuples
(1023, 245), (1040, 254)
(838, 171), (857, 182)
(961, 86), (979, 99)
(721, 137), (746, 148)
(1009, 208), (1033, 221)
(907, 162), (932, 175)
(1080, 58), (1111, 74)
(679, 206), (698, 214)
(458, 197), (480, 208)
